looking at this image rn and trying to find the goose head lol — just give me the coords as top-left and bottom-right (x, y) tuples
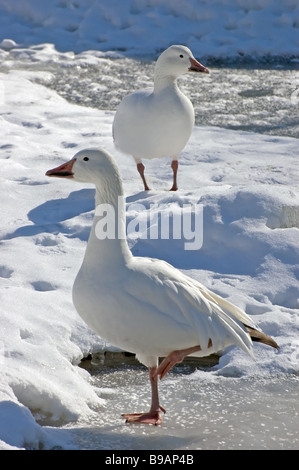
(46, 149), (123, 205)
(155, 45), (209, 79)
(46, 148), (121, 186)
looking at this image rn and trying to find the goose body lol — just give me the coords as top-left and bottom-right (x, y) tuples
(73, 253), (254, 367)
(113, 45), (209, 191)
(114, 87), (194, 160)
(46, 149), (278, 425)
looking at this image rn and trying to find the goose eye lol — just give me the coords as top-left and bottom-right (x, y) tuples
(180, 54), (184, 58)
(83, 157), (89, 162)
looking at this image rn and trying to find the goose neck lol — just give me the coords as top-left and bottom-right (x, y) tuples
(154, 72), (179, 94)
(83, 182), (132, 270)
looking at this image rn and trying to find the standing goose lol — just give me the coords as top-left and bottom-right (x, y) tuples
(113, 45), (209, 191)
(46, 149), (279, 425)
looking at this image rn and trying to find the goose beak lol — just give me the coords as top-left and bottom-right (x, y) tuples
(189, 57), (209, 73)
(46, 158), (76, 178)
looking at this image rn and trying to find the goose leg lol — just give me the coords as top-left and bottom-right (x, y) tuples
(170, 159), (178, 191)
(137, 162), (150, 191)
(156, 344), (203, 379)
(122, 366), (165, 425)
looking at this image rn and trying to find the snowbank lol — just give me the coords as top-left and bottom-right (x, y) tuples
(0, 70), (108, 449)
(0, 0), (298, 57)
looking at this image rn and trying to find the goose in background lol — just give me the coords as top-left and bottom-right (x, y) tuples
(113, 45), (209, 191)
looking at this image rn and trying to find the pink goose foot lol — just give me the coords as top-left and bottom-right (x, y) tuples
(122, 405), (166, 425)
(122, 366), (165, 425)
(169, 159), (178, 191)
(137, 162), (150, 191)
(155, 344), (204, 379)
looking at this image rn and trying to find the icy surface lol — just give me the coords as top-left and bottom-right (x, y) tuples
(67, 353), (299, 450)
(2, 50), (298, 139)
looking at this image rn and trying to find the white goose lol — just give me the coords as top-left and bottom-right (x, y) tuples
(113, 45), (209, 191)
(46, 149), (278, 425)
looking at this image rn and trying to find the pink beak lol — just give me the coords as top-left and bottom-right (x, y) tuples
(46, 158), (76, 178)
(189, 57), (209, 73)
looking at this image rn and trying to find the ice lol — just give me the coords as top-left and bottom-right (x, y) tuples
(0, 0), (298, 451)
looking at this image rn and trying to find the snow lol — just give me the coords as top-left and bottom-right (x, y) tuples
(0, 0), (298, 451)
(0, 0), (298, 57)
